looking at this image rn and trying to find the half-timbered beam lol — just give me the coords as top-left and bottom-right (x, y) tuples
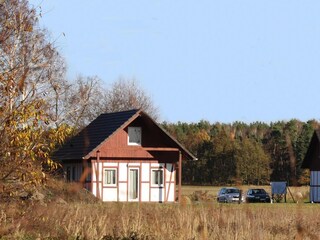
(96, 150), (100, 199)
(178, 151), (182, 203)
(144, 147), (179, 152)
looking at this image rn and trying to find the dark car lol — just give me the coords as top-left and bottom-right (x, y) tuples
(245, 188), (271, 203)
(217, 187), (241, 203)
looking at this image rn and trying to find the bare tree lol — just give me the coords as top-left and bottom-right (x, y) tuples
(52, 77), (159, 131)
(61, 75), (105, 128)
(104, 78), (159, 121)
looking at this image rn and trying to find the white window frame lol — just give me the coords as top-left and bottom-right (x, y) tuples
(151, 169), (164, 187)
(103, 168), (117, 187)
(128, 127), (142, 146)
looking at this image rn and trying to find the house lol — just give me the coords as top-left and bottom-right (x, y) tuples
(301, 130), (320, 202)
(53, 109), (197, 202)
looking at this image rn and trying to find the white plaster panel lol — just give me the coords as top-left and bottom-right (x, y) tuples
(102, 188), (117, 201)
(127, 163), (141, 167)
(118, 163), (127, 182)
(141, 163), (150, 182)
(151, 163), (160, 167)
(92, 184), (96, 197)
(92, 162), (103, 182)
(91, 162), (97, 181)
(141, 183), (150, 201)
(165, 164), (174, 182)
(91, 183), (102, 199)
(118, 183), (127, 201)
(166, 182), (175, 202)
(150, 188), (164, 202)
(103, 162), (118, 167)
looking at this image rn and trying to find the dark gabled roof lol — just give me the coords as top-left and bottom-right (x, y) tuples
(52, 109), (139, 161)
(301, 130), (320, 169)
(52, 109), (197, 162)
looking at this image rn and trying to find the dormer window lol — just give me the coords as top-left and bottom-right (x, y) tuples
(128, 127), (142, 146)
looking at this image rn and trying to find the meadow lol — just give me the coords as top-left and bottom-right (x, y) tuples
(0, 184), (319, 240)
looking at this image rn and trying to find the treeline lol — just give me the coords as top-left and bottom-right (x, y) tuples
(162, 119), (319, 186)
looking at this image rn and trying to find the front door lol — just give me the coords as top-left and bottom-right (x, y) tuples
(129, 168), (139, 201)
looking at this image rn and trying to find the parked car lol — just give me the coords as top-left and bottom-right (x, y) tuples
(217, 187), (241, 203)
(245, 188), (271, 203)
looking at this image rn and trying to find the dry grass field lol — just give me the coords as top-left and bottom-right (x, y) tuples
(0, 183), (319, 240)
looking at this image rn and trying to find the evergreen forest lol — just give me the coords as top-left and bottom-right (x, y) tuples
(162, 119), (319, 186)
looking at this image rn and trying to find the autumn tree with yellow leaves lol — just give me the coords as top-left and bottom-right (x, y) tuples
(0, 0), (70, 187)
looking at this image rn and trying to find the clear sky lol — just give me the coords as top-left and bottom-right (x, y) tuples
(29, 0), (320, 123)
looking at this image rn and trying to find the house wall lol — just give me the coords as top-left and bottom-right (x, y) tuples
(91, 160), (176, 202)
(63, 163), (83, 182)
(87, 119), (179, 202)
(96, 128), (154, 158)
(57, 111), (190, 204)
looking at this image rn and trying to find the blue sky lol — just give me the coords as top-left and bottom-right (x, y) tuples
(30, 0), (320, 123)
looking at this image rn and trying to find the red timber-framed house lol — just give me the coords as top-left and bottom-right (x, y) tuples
(302, 130), (320, 203)
(53, 109), (197, 202)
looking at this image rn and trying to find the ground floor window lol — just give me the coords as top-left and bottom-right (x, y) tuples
(66, 166), (77, 182)
(104, 168), (117, 186)
(151, 169), (163, 186)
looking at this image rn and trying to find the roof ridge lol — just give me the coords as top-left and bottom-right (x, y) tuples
(100, 109), (140, 115)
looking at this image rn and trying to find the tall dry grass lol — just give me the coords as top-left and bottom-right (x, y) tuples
(1, 201), (320, 239)
(0, 183), (318, 239)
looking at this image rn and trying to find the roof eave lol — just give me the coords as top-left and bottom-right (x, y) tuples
(140, 112), (197, 161)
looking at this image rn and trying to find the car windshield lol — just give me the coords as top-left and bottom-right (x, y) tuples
(225, 189), (239, 194)
(252, 189), (266, 194)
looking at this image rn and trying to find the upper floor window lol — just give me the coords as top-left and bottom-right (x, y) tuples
(128, 127), (142, 146)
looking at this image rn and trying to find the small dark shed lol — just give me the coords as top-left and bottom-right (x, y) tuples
(301, 130), (320, 202)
